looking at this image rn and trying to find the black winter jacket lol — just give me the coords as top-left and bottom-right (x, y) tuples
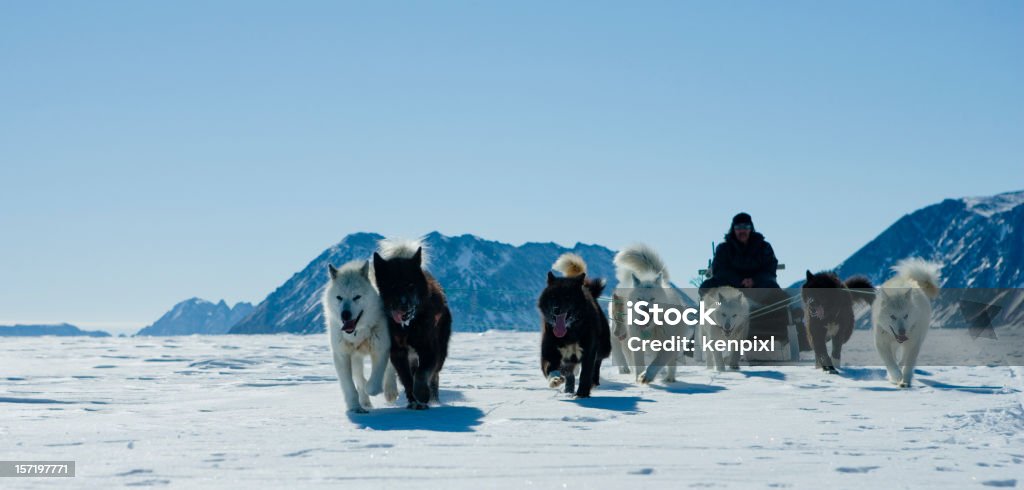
(710, 231), (779, 288)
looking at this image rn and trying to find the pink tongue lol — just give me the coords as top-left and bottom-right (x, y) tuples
(553, 314), (567, 338)
(392, 311), (405, 324)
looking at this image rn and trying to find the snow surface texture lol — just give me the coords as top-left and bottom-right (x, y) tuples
(2, 331), (1022, 488)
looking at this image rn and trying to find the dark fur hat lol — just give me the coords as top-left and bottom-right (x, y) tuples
(732, 212), (753, 226)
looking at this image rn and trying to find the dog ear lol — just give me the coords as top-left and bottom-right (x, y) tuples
(630, 272), (641, 288)
(547, 271), (557, 285)
(576, 272), (587, 286)
(655, 271), (664, 285)
(372, 252), (386, 276)
(328, 264), (338, 280)
(360, 260), (370, 279)
(412, 247), (423, 266)
(806, 270), (814, 282)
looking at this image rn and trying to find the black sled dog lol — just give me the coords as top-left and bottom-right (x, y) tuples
(372, 238), (452, 409)
(537, 253), (612, 398)
(801, 270), (874, 373)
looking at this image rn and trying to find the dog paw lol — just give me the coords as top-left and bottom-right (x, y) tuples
(406, 401), (429, 410)
(365, 384), (383, 397)
(574, 391), (591, 399)
(348, 407), (369, 414)
(664, 376), (677, 383)
(548, 371), (565, 389)
(824, 366), (838, 374)
(898, 381), (911, 389)
(618, 366), (631, 375)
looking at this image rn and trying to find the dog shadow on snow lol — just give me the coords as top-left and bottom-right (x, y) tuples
(345, 390), (483, 432)
(838, 367), (1008, 394)
(562, 395), (655, 412)
(646, 381), (727, 395)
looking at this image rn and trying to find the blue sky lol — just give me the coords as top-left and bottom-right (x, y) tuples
(1, 1), (1021, 334)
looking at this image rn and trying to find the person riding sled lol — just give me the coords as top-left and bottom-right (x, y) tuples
(699, 213), (797, 345)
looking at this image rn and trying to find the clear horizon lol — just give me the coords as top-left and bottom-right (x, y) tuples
(2, 2), (1021, 334)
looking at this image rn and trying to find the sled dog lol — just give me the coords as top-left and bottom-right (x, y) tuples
(872, 258), (940, 388)
(700, 287), (750, 370)
(323, 260), (396, 413)
(538, 253), (612, 398)
(610, 243), (682, 383)
(372, 238), (452, 409)
(802, 271), (874, 374)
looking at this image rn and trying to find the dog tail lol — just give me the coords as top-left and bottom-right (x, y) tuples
(585, 278), (607, 300)
(843, 276), (875, 304)
(552, 253), (587, 277)
(377, 237), (429, 266)
(893, 258), (941, 299)
(614, 243), (669, 283)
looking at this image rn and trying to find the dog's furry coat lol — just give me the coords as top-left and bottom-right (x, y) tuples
(700, 286), (751, 370)
(372, 238), (452, 409)
(609, 244), (681, 383)
(323, 260), (397, 413)
(872, 258), (941, 388)
(538, 253), (612, 398)
(801, 271), (874, 374)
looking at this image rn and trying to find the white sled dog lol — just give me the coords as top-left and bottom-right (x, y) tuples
(700, 286), (751, 371)
(872, 258), (941, 388)
(610, 244), (682, 383)
(323, 259), (398, 413)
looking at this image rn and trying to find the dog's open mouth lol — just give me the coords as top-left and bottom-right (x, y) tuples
(341, 311), (363, 334)
(552, 313), (568, 338)
(890, 326), (908, 343)
(391, 309), (414, 328)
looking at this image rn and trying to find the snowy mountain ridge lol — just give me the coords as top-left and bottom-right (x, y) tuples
(834, 190), (1022, 289)
(229, 232), (619, 334)
(136, 298), (254, 336)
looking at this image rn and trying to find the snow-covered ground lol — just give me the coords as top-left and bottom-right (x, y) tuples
(1, 331), (1022, 489)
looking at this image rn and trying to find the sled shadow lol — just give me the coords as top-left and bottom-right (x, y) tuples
(648, 382), (726, 395)
(563, 395), (653, 412)
(916, 378), (1011, 395)
(740, 370), (786, 381)
(346, 405), (484, 433)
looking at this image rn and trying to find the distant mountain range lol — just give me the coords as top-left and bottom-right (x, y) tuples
(833, 190), (1023, 289)
(825, 189), (1023, 327)
(135, 298), (253, 336)
(229, 232), (619, 334)
(144, 189), (1024, 335)
(0, 323), (111, 337)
